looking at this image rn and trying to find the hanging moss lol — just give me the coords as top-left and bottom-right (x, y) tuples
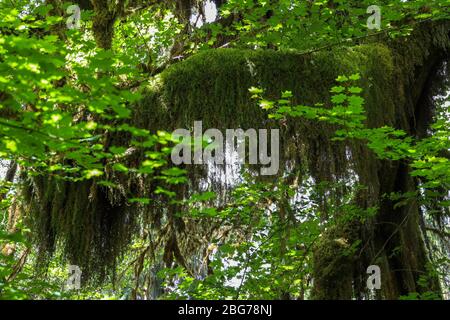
(21, 21), (450, 294)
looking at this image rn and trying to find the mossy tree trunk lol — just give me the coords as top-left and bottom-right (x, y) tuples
(312, 26), (449, 299)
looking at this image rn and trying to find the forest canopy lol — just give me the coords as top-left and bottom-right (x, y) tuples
(0, 0), (449, 301)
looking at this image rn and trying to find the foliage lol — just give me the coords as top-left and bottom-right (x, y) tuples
(0, 0), (449, 300)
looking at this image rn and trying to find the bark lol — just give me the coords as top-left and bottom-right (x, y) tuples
(91, 0), (125, 49)
(312, 23), (449, 299)
(366, 48), (447, 299)
(3, 161), (17, 187)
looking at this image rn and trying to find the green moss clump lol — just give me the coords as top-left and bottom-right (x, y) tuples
(22, 21), (450, 287)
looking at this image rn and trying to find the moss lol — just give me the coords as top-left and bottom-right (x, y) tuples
(21, 21), (450, 289)
(22, 176), (137, 280)
(311, 223), (358, 300)
(135, 43), (400, 186)
(138, 46), (394, 130)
